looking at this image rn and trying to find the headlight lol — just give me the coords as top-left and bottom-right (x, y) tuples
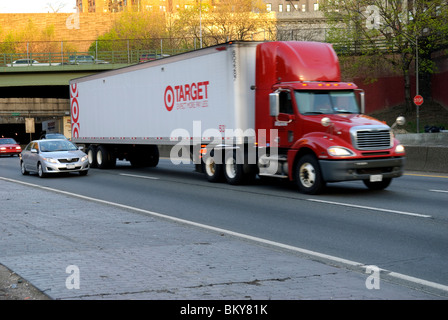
(395, 144), (405, 153)
(43, 157), (58, 164)
(328, 146), (355, 157)
(81, 155), (88, 162)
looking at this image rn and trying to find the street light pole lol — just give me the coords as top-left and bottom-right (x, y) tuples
(416, 35), (419, 133)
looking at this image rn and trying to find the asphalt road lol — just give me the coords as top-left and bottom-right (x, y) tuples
(1, 155), (448, 292)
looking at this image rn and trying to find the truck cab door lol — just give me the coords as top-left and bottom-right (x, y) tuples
(273, 91), (297, 149)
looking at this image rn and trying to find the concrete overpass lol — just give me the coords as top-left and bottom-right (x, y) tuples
(0, 63), (130, 143)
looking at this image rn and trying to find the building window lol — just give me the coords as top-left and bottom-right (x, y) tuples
(302, 4), (306, 12)
(314, 3), (319, 11)
(286, 4), (291, 12)
(266, 3), (272, 12)
(279, 4), (283, 12)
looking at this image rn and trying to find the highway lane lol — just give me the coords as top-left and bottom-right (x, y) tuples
(1, 155), (448, 289)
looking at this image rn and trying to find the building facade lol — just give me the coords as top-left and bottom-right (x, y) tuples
(75, 0), (322, 13)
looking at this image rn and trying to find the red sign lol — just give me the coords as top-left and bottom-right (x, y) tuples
(414, 95), (423, 106)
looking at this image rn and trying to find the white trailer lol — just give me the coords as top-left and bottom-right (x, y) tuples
(70, 41), (259, 169)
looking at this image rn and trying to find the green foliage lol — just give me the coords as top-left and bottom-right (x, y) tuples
(322, 0), (448, 111)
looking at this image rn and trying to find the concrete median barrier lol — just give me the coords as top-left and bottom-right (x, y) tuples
(397, 133), (448, 173)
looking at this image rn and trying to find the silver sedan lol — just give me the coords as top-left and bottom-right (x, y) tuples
(20, 139), (89, 177)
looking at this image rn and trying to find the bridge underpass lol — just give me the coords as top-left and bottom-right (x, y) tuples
(0, 64), (129, 144)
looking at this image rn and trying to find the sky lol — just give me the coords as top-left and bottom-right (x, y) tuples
(0, 0), (77, 13)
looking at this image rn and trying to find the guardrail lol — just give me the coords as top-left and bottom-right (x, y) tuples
(0, 37), (229, 67)
(0, 48), (191, 67)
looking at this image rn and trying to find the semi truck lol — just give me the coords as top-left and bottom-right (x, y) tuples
(69, 41), (405, 194)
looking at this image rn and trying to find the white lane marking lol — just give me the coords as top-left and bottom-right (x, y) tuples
(119, 173), (159, 180)
(307, 199), (432, 218)
(1, 176), (447, 295)
(430, 189), (448, 193)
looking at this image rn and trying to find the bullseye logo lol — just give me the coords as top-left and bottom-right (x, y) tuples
(164, 85), (175, 111)
(70, 83), (80, 138)
(164, 81), (210, 112)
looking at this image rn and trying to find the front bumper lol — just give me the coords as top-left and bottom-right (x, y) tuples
(1, 150), (21, 156)
(319, 157), (405, 182)
(43, 161), (90, 174)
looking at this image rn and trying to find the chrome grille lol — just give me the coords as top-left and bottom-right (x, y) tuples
(59, 158), (79, 163)
(351, 126), (392, 150)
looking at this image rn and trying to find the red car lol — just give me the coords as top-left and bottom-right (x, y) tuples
(0, 138), (22, 156)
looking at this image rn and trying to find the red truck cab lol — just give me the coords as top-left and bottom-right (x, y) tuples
(255, 41), (405, 194)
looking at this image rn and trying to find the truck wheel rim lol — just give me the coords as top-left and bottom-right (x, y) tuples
(300, 163), (315, 188)
(97, 151), (103, 165)
(88, 150), (94, 164)
(225, 158), (237, 179)
(205, 158), (216, 176)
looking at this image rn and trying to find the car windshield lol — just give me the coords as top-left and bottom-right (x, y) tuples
(295, 90), (360, 115)
(39, 140), (78, 152)
(46, 134), (66, 139)
(0, 138), (17, 144)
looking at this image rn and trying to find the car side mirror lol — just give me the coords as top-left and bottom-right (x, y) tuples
(31, 148), (38, 153)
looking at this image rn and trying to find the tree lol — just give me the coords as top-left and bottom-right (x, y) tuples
(174, 0), (274, 46)
(322, 0), (448, 112)
(90, 10), (167, 53)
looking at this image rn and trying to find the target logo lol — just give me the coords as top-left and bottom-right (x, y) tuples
(164, 81), (209, 112)
(164, 85), (175, 111)
(70, 84), (80, 138)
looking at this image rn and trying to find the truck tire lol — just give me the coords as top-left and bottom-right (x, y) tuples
(96, 145), (116, 169)
(145, 145), (159, 167)
(295, 154), (326, 194)
(86, 146), (97, 168)
(224, 152), (245, 185)
(203, 155), (223, 182)
(363, 178), (392, 190)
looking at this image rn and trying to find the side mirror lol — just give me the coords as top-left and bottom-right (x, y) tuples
(355, 89), (365, 114)
(269, 92), (279, 117)
(396, 116), (405, 126)
(31, 149), (38, 153)
(391, 116), (406, 129)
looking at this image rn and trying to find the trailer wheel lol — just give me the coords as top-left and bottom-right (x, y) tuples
(145, 145), (159, 167)
(224, 152), (245, 185)
(87, 146), (97, 168)
(295, 154), (326, 194)
(363, 178), (392, 190)
(203, 155), (223, 182)
(96, 145), (116, 169)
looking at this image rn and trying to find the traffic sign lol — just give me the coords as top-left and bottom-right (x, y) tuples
(414, 95), (423, 106)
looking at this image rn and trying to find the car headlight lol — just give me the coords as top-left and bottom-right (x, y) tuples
(395, 144), (405, 153)
(327, 146), (355, 157)
(81, 155), (88, 162)
(43, 157), (58, 164)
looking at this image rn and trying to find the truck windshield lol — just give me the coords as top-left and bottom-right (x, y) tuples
(295, 90), (360, 115)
